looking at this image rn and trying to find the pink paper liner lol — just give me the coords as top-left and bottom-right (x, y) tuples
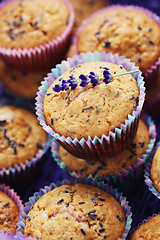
(0, 183), (23, 237)
(36, 51), (145, 160)
(0, 0), (74, 71)
(73, 4), (160, 88)
(16, 177), (132, 240)
(144, 141), (160, 200)
(0, 99), (51, 189)
(51, 112), (156, 196)
(128, 212), (160, 239)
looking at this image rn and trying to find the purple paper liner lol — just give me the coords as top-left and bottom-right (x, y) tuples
(73, 4), (160, 88)
(0, 183), (23, 237)
(36, 51), (145, 160)
(0, 0), (74, 71)
(51, 112), (156, 196)
(0, 98), (51, 190)
(144, 141), (160, 200)
(128, 212), (160, 239)
(16, 177), (132, 240)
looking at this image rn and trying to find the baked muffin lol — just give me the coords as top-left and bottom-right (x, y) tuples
(56, 119), (150, 177)
(0, 60), (48, 98)
(24, 183), (126, 240)
(0, 0), (74, 71)
(69, 0), (107, 33)
(0, 191), (19, 234)
(75, 6), (160, 76)
(0, 0), (70, 49)
(0, 105), (47, 170)
(130, 214), (160, 239)
(150, 146), (160, 193)
(44, 61), (139, 140)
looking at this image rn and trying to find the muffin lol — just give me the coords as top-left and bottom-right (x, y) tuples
(0, 105), (47, 170)
(24, 183), (126, 240)
(44, 61), (139, 140)
(0, 0), (74, 70)
(0, 184), (23, 235)
(0, 59), (48, 98)
(36, 52), (145, 160)
(54, 119), (150, 177)
(150, 146), (160, 193)
(69, 0), (107, 33)
(130, 214), (160, 239)
(75, 6), (160, 85)
(0, 191), (19, 234)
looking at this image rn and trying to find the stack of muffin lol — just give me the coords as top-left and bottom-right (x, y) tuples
(0, 0), (159, 239)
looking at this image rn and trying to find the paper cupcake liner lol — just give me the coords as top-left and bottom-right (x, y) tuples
(73, 4), (160, 88)
(0, 0), (74, 71)
(51, 112), (156, 197)
(17, 177), (132, 240)
(144, 141), (160, 200)
(0, 183), (23, 237)
(36, 51), (145, 160)
(0, 97), (51, 190)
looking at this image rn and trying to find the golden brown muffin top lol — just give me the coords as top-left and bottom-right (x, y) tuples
(24, 183), (126, 240)
(59, 119), (150, 176)
(0, 60), (48, 98)
(77, 7), (160, 72)
(130, 215), (160, 240)
(0, 0), (69, 49)
(69, 0), (107, 34)
(151, 146), (160, 193)
(0, 105), (47, 170)
(0, 191), (19, 234)
(44, 61), (139, 140)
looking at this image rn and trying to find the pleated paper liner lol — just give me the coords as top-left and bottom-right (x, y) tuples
(144, 141), (160, 200)
(36, 51), (145, 161)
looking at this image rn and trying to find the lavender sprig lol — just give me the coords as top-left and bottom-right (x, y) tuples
(52, 69), (139, 93)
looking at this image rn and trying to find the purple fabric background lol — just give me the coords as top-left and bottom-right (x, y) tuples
(0, 0), (160, 239)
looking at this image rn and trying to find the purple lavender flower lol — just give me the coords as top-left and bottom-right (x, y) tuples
(53, 84), (61, 92)
(89, 71), (100, 87)
(68, 76), (78, 90)
(79, 74), (90, 87)
(61, 80), (69, 91)
(103, 70), (111, 84)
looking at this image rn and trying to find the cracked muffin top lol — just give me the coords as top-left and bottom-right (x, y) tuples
(58, 119), (150, 176)
(24, 183), (126, 240)
(76, 7), (160, 72)
(0, 105), (47, 170)
(0, 0), (70, 49)
(44, 61), (139, 140)
(0, 191), (19, 234)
